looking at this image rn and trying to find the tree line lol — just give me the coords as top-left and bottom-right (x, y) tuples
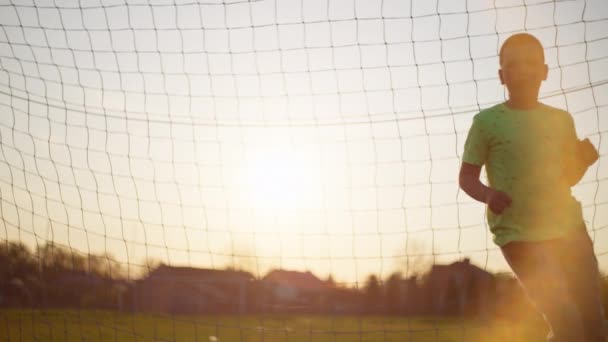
(0, 241), (127, 309)
(2, 240), (607, 318)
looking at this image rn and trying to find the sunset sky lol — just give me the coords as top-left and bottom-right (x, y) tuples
(0, 0), (607, 285)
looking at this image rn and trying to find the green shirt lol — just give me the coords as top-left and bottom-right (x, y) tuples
(462, 102), (584, 246)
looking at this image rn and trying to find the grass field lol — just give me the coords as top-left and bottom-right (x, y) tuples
(0, 309), (547, 342)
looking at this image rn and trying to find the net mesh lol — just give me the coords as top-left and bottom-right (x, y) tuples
(1, 0), (607, 340)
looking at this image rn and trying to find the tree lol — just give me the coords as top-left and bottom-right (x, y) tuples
(394, 238), (432, 278)
(325, 274), (336, 288)
(85, 253), (126, 279)
(36, 243), (85, 277)
(0, 242), (36, 280)
(363, 274), (383, 314)
(223, 241), (259, 276)
(385, 272), (403, 315)
(0, 242), (37, 306)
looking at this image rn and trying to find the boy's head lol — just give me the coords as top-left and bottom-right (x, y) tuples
(498, 33), (548, 104)
(499, 33), (545, 66)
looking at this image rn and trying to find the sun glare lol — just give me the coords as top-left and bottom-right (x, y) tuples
(245, 148), (321, 210)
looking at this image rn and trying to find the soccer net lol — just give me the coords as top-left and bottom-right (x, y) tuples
(0, 0), (606, 340)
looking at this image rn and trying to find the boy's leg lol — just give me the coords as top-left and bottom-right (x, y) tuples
(501, 239), (584, 342)
(557, 229), (607, 342)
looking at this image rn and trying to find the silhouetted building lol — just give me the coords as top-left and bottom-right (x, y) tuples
(131, 265), (254, 314)
(423, 258), (495, 316)
(261, 269), (329, 313)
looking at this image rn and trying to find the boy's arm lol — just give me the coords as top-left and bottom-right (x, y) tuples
(564, 138), (599, 186)
(459, 162), (512, 215)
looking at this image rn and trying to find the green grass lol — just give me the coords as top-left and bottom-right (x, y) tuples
(0, 309), (547, 342)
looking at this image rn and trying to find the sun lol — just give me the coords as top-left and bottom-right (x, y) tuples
(244, 148), (321, 210)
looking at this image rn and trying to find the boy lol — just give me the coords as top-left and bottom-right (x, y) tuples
(459, 33), (605, 341)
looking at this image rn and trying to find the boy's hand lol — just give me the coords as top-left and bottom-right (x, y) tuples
(485, 188), (512, 215)
(579, 138), (599, 166)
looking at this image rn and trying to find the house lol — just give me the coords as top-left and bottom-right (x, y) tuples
(131, 265), (255, 314)
(261, 269), (329, 313)
(422, 258), (495, 317)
